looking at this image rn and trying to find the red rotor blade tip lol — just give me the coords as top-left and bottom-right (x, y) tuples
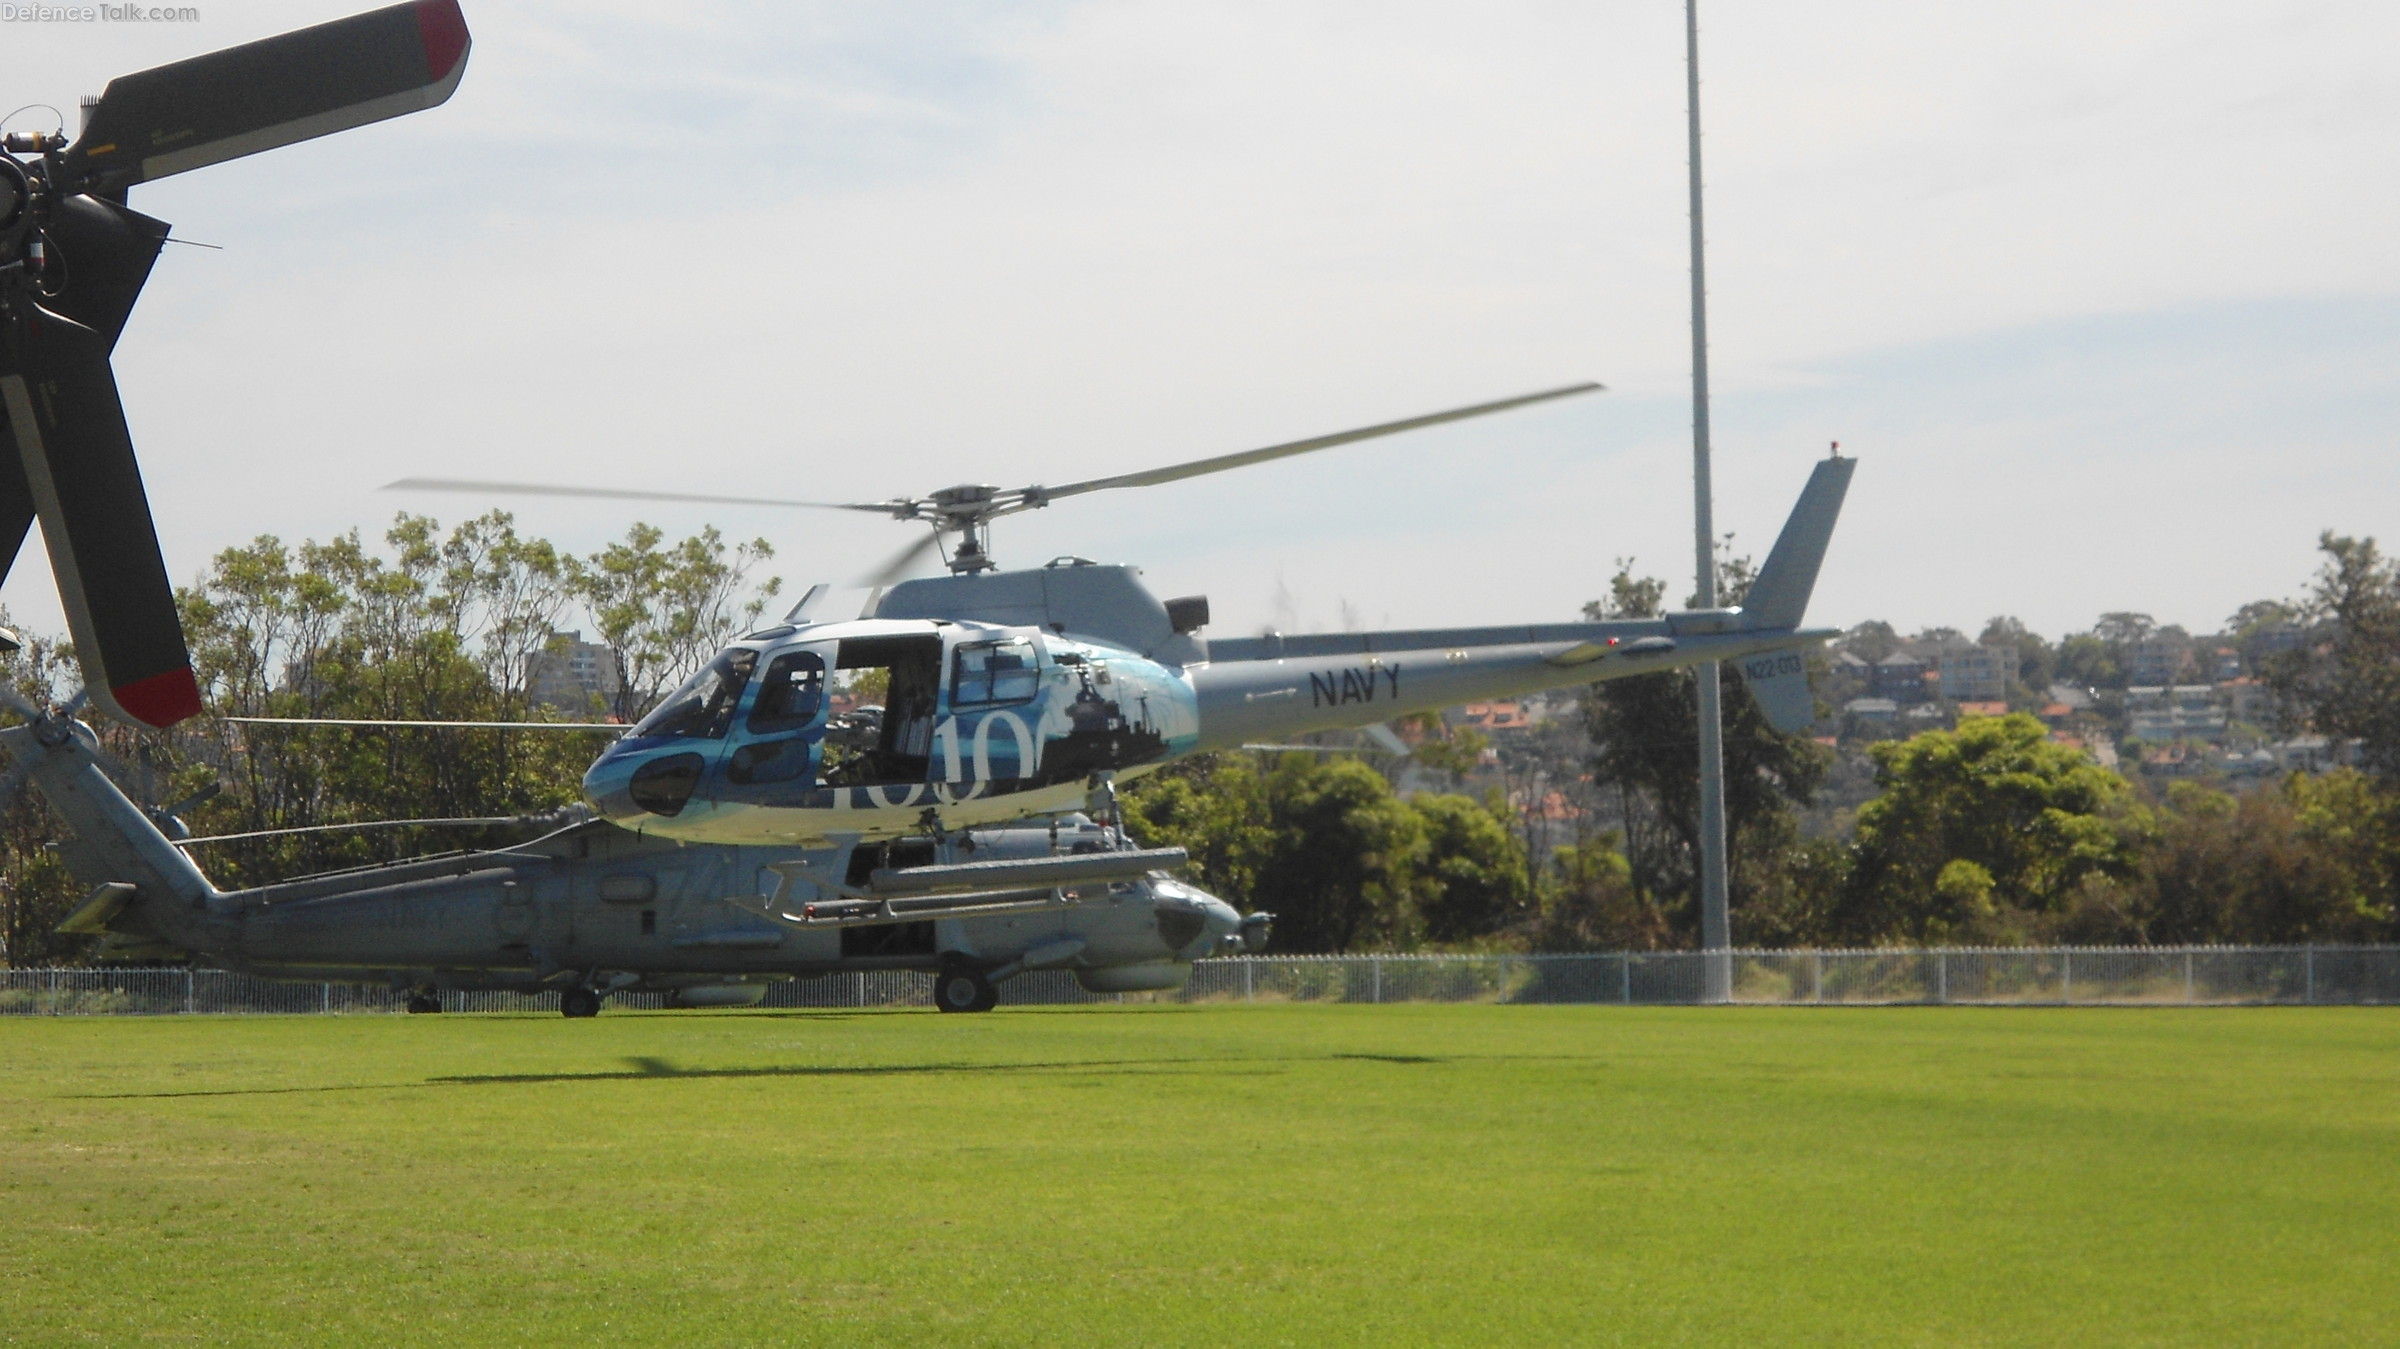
(415, 0), (470, 79)
(112, 666), (203, 730)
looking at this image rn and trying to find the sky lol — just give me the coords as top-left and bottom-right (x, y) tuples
(4, 0), (2396, 647)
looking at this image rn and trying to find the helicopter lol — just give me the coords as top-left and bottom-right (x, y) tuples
(4, 682), (1261, 1015)
(390, 397), (1857, 883)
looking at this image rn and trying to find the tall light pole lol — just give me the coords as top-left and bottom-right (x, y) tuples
(1685, 0), (1732, 1002)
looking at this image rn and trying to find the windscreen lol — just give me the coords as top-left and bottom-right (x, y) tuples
(631, 647), (758, 739)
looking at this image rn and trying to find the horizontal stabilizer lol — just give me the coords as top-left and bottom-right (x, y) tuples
(1735, 648), (1818, 735)
(1742, 454), (1855, 631)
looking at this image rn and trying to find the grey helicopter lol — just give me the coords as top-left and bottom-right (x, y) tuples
(6, 676), (1251, 1015)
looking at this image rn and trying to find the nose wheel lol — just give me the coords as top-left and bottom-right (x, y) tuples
(934, 962), (998, 1013)
(559, 987), (603, 1018)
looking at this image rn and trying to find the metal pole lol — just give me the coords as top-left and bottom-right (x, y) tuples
(2184, 950), (2194, 1004)
(1936, 951), (1947, 1005)
(2061, 948), (2072, 1005)
(1372, 957), (1383, 1005)
(1621, 954), (1632, 1005)
(1244, 958), (1254, 1002)
(1686, 0), (1731, 1004)
(1812, 950), (1823, 1004)
(2305, 946), (2315, 1005)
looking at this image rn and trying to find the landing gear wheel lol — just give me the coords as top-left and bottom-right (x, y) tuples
(934, 963), (997, 1014)
(559, 987), (602, 1018)
(404, 989), (442, 1014)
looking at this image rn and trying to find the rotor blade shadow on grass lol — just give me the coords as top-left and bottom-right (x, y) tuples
(71, 1051), (1486, 1099)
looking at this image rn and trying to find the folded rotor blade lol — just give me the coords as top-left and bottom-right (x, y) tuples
(1035, 382), (1602, 502)
(0, 423), (35, 590)
(384, 477), (895, 514)
(0, 308), (201, 729)
(38, 197), (173, 350)
(854, 530), (943, 588)
(64, 0), (471, 193)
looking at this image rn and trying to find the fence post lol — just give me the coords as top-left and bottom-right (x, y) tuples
(2184, 950), (2195, 1004)
(1620, 954), (1631, 1005)
(855, 971), (865, 1008)
(1812, 951), (1824, 1005)
(1244, 959), (1254, 1002)
(2061, 948), (2072, 1006)
(2305, 946), (2315, 1005)
(1372, 957), (1382, 1005)
(1936, 952), (1948, 1005)
(322, 982), (331, 1014)
(49, 967), (59, 1015)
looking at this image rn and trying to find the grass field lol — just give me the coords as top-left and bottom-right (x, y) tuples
(3, 1005), (2396, 1346)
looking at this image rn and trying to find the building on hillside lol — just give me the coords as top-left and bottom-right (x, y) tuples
(1456, 702), (1533, 734)
(2129, 636), (2192, 686)
(1936, 643), (2020, 701)
(1956, 700), (2010, 719)
(2271, 737), (2361, 774)
(2128, 703), (2228, 744)
(528, 631), (622, 714)
(1843, 697), (1899, 724)
(2220, 677), (2273, 726)
(1871, 653), (1931, 702)
(2207, 646), (2243, 681)
(2125, 684), (2227, 743)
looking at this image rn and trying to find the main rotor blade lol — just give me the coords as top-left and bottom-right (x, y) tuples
(383, 477), (895, 514)
(0, 422), (35, 590)
(226, 716), (621, 730)
(855, 530), (943, 588)
(1035, 382), (1602, 503)
(0, 308), (201, 729)
(64, 0), (471, 193)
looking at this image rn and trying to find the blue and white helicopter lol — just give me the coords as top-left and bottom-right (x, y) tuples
(399, 384), (1853, 896)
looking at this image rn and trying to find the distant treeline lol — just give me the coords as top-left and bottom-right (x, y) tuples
(2, 520), (2393, 963)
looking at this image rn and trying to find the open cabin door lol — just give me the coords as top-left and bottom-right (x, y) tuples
(821, 634), (943, 788)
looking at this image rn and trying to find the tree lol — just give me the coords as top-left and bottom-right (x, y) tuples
(1840, 620), (1900, 664)
(1247, 755), (1426, 953)
(1412, 793), (1531, 944)
(1837, 713), (2142, 943)
(2265, 532), (2400, 779)
(576, 524), (781, 721)
(2128, 777), (2397, 946)
(2054, 633), (2119, 690)
(1579, 559), (1828, 947)
(1525, 835), (1664, 951)
(1979, 615), (2056, 694)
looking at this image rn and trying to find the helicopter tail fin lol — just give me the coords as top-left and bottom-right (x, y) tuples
(1, 723), (220, 922)
(1741, 453), (1855, 632)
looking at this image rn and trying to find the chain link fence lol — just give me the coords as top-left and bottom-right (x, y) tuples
(3, 947), (2396, 1015)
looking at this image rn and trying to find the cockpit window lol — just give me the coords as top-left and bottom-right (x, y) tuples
(631, 648), (758, 739)
(748, 650), (827, 734)
(952, 638), (1040, 708)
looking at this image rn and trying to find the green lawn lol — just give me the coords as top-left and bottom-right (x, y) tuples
(2, 1005), (2394, 1346)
